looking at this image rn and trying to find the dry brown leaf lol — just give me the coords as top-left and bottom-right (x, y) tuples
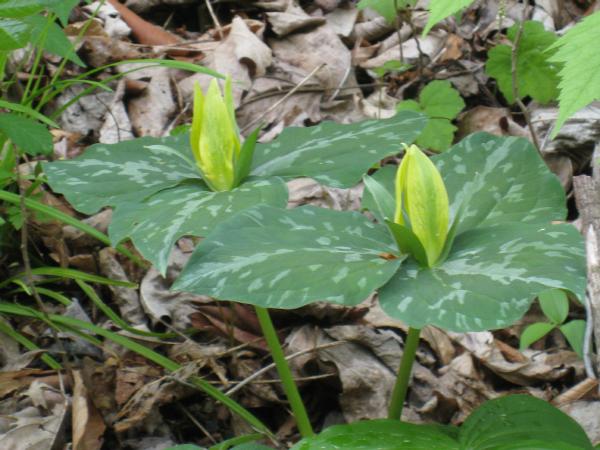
(72, 371), (105, 450)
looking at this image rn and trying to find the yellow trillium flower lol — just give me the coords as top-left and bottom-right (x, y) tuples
(394, 144), (449, 267)
(190, 77), (241, 192)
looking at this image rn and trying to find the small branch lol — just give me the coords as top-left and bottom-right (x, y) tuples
(510, 10), (542, 153)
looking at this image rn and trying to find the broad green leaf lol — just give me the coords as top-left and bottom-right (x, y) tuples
(459, 395), (594, 450)
(0, 18), (30, 50)
(538, 288), (569, 324)
(250, 111), (426, 188)
(560, 320), (586, 357)
(292, 396), (594, 449)
(356, 0), (417, 23)
(396, 81), (464, 151)
(0, 113), (52, 155)
(548, 11), (600, 136)
(486, 21), (560, 104)
(26, 15), (85, 67)
(379, 222), (585, 331)
(110, 178), (288, 275)
(437, 133), (566, 235)
(174, 205), (403, 309)
(44, 134), (198, 215)
(291, 420), (459, 450)
(519, 322), (555, 350)
(362, 174), (396, 223)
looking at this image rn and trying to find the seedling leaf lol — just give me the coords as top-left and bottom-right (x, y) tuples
(560, 320), (586, 358)
(396, 81), (464, 151)
(519, 322), (555, 350)
(486, 21), (560, 104)
(538, 288), (569, 324)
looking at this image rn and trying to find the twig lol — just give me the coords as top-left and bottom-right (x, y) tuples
(584, 289), (596, 379)
(204, 0), (224, 39)
(393, 0), (404, 64)
(241, 64), (326, 133)
(510, 9), (542, 153)
(225, 340), (345, 396)
(239, 83), (384, 107)
(177, 403), (217, 444)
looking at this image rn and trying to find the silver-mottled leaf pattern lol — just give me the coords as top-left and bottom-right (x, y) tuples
(44, 135), (198, 214)
(436, 133), (566, 234)
(251, 111), (426, 188)
(378, 223), (586, 331)
(110, 178), (288, 275)
(173, 205), (403, 308)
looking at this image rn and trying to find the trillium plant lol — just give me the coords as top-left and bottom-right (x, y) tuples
(44, 74), (594, 448)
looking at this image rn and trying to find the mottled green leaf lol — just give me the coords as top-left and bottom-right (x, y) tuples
(367, 133), (585, 331)
(44, 134), (198, 215)
(436, 133), (566, 235)
(0, 18), (30, 50)
(396, 81), (464, 151)
(291, 420), (459, 450)
(380, 222), (585, 331)
(174, 205), (403, 309)
(459, 395), (593, 450)
(538, 288), (569, 324)
(520, 322), (555, 350)
(110, 178), (288, 275)
(0, 113), (52, 155)
(486, 21), (560, 104)
(251, 111), (426, 188)
(560, 320), (586, 357)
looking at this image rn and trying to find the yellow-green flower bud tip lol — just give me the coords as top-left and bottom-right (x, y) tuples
(394, 144), (449, 266)
(190, 77), (241, 191)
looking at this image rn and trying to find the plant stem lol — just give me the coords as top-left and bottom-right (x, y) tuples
(388, 326), (421, 420)
(254, 306), (314, 438)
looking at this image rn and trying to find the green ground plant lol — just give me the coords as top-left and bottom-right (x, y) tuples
(396, 80), (464, 151)
(170, 132), (590, 447)
(520, 288), (586, 357)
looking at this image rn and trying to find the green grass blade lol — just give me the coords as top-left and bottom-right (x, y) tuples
(0, 267), (137, 289)
(76, 280), (174, 339)
(0, 99), (59, 128)
(0, 189), (146, 266)
(0, 316), (62, 369)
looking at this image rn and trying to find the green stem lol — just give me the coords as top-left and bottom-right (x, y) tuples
(388, 327), (421, 420)
(254, 306), (314, 438)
